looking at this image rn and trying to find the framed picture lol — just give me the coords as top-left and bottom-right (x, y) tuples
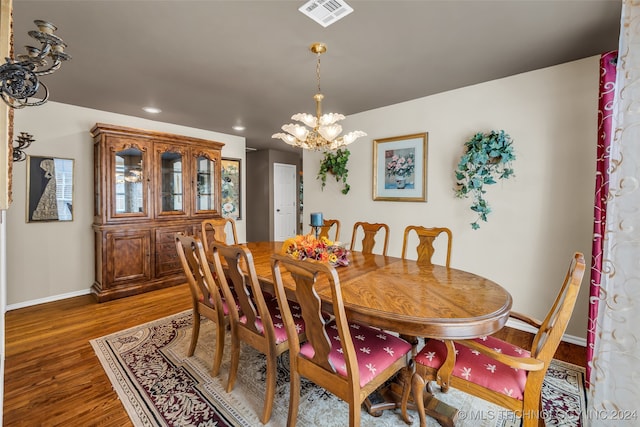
(26, 156), (74, 222)
(373, 132), (428, 202)
(221, 157), (241, 220)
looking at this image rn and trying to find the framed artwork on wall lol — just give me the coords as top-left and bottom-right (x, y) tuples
(26, 155), (74, 222)
(373, 132), (428, 202)
(221, 157), (241, 220)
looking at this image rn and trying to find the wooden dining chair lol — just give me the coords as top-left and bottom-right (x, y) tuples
(271, 253), (412, 427)
(312, 218), (341, 241)
(402, 252), (586, 427)
(401, 226), (453, 267)
(201, 217), (239, 250)
(208, 241), (306, 424)
(350, 221), (390, 255)
(174, 233), (232, 377)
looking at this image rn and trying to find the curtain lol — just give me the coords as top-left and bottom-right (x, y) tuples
(587, 50), (617, 389)
(588, 0), (640, 423)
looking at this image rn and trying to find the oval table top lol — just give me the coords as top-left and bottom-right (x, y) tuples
(246, 241), (512, 340)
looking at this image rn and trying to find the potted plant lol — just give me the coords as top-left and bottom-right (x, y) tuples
(454, 130), (515, 229)
(317, 148), (351, 195)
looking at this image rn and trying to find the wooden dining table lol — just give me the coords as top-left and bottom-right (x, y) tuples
(244, 241), (513, 426)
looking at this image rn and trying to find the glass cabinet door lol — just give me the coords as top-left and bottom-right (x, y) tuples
(195, 155), (215, 212)
(192, 149), (220, 216)
(156, 144), (188, 216)
(113, 147), (147, 217)
(161, 152), (183, 212)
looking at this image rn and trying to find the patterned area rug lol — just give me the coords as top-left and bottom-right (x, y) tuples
(91, 311), (587, 426)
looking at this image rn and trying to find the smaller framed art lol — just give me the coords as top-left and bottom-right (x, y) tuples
(26, 155), (74, 222)
(221, 157), (241, 220)
(373, 132), (428, 202)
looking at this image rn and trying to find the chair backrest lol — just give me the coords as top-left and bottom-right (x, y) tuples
(201, 218), (239, 251)
(314, 219), (341, 241)
(209, 241), (276, 341)
(350, 221), (390, 255)
(401, 226), (453, 267)
(174, 232), (225, 312)
(270, 253), (362, 388)
(530, 252), (586, 365)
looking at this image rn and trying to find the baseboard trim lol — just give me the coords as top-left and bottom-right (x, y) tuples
(506, 318), (586, 347)
(6, 289), (91, 312)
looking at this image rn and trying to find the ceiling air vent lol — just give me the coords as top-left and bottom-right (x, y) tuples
(299, 0), (354, 28)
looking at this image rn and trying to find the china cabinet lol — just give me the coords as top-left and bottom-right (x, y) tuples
(90, 123), (224, 302)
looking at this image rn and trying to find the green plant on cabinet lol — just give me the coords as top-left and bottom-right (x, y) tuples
(317, 148), (350, 195)
(454, 130), (515, 229)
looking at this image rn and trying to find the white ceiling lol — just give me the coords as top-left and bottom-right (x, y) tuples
(11, 1), (621, 153)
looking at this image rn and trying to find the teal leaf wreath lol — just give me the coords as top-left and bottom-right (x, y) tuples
(454, 130), (515, 229)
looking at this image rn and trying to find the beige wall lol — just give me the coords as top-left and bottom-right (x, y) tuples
(6, 102), (245, 307)
(303, 56), (599, 341)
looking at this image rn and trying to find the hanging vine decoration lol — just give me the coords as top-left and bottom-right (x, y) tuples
(454, 130), (515, 229)
(317, 148), (351, 195)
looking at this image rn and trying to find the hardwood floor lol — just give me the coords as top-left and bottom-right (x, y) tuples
(2, 284), (586, 426)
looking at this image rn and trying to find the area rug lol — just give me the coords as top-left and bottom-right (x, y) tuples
(91, 311), (587, 427)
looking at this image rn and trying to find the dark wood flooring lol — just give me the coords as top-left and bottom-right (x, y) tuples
(2, 284), (586, 426)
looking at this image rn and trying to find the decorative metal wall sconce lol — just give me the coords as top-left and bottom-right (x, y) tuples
(0, 20), (71, 108)
(13, 132), (35, 162)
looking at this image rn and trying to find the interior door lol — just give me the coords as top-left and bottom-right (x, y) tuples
(274, 163), (297, 241)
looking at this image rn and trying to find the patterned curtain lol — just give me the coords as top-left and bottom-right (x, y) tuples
(587, 50), (617, 389)
(588, 0), (640, 422)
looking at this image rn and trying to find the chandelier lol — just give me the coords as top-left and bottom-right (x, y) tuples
(0, 20), (71, 108)
(272, 42), (366, 151)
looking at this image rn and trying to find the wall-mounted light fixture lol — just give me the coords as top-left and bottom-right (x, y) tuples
(12, 132), (34, 161)
(0, 20), (71, 108)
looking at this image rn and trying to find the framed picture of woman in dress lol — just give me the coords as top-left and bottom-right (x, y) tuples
(26, 156), (74, 222)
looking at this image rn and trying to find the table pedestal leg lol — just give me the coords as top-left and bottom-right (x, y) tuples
(364, 372), (459, 427)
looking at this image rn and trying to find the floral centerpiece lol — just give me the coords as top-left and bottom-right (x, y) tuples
(281, 234), (350, 267)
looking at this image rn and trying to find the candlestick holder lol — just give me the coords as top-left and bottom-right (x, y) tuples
(310, 224), (320, 239)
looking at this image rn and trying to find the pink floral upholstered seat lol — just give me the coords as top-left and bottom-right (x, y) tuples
(416, 336), (530, 400)
(247, 294), (305, 345)
(300, 321), (412, 388)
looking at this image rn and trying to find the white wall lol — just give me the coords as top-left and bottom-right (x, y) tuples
(6, 102), (246, 307)
(304, 56), (598, 340)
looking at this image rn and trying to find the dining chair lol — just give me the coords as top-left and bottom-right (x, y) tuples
(174, 233), (232, 377)
(401, 226), (453, 267)
(201, 217), (239, 250)
(402, 252), (586, 427)
(349, 221), (390, 255)
(209, 241), (306, 424)
(312, 218), (341, 241)
(271, 253), (412, 427)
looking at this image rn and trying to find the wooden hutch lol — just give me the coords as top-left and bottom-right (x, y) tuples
(90, 123), (224, 302)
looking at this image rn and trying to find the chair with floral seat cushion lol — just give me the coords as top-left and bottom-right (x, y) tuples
(401, 226), (452, 267)
(174, 233), (233, 377)
(350, 221), (390, 255)
(271, 253), (412, 427)
(402, 252), (586, 427)
(208, 241), (306, 424)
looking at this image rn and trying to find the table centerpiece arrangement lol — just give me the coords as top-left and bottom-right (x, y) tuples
(281, 234), (350, 267)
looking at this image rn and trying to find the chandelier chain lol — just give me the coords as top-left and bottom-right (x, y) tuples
(316, 52), (322, 94)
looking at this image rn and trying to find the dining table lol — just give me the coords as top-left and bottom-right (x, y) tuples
(244, 241), (513, 426)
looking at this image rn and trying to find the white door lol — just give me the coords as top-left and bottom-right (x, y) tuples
(274, 163), (297, 241)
